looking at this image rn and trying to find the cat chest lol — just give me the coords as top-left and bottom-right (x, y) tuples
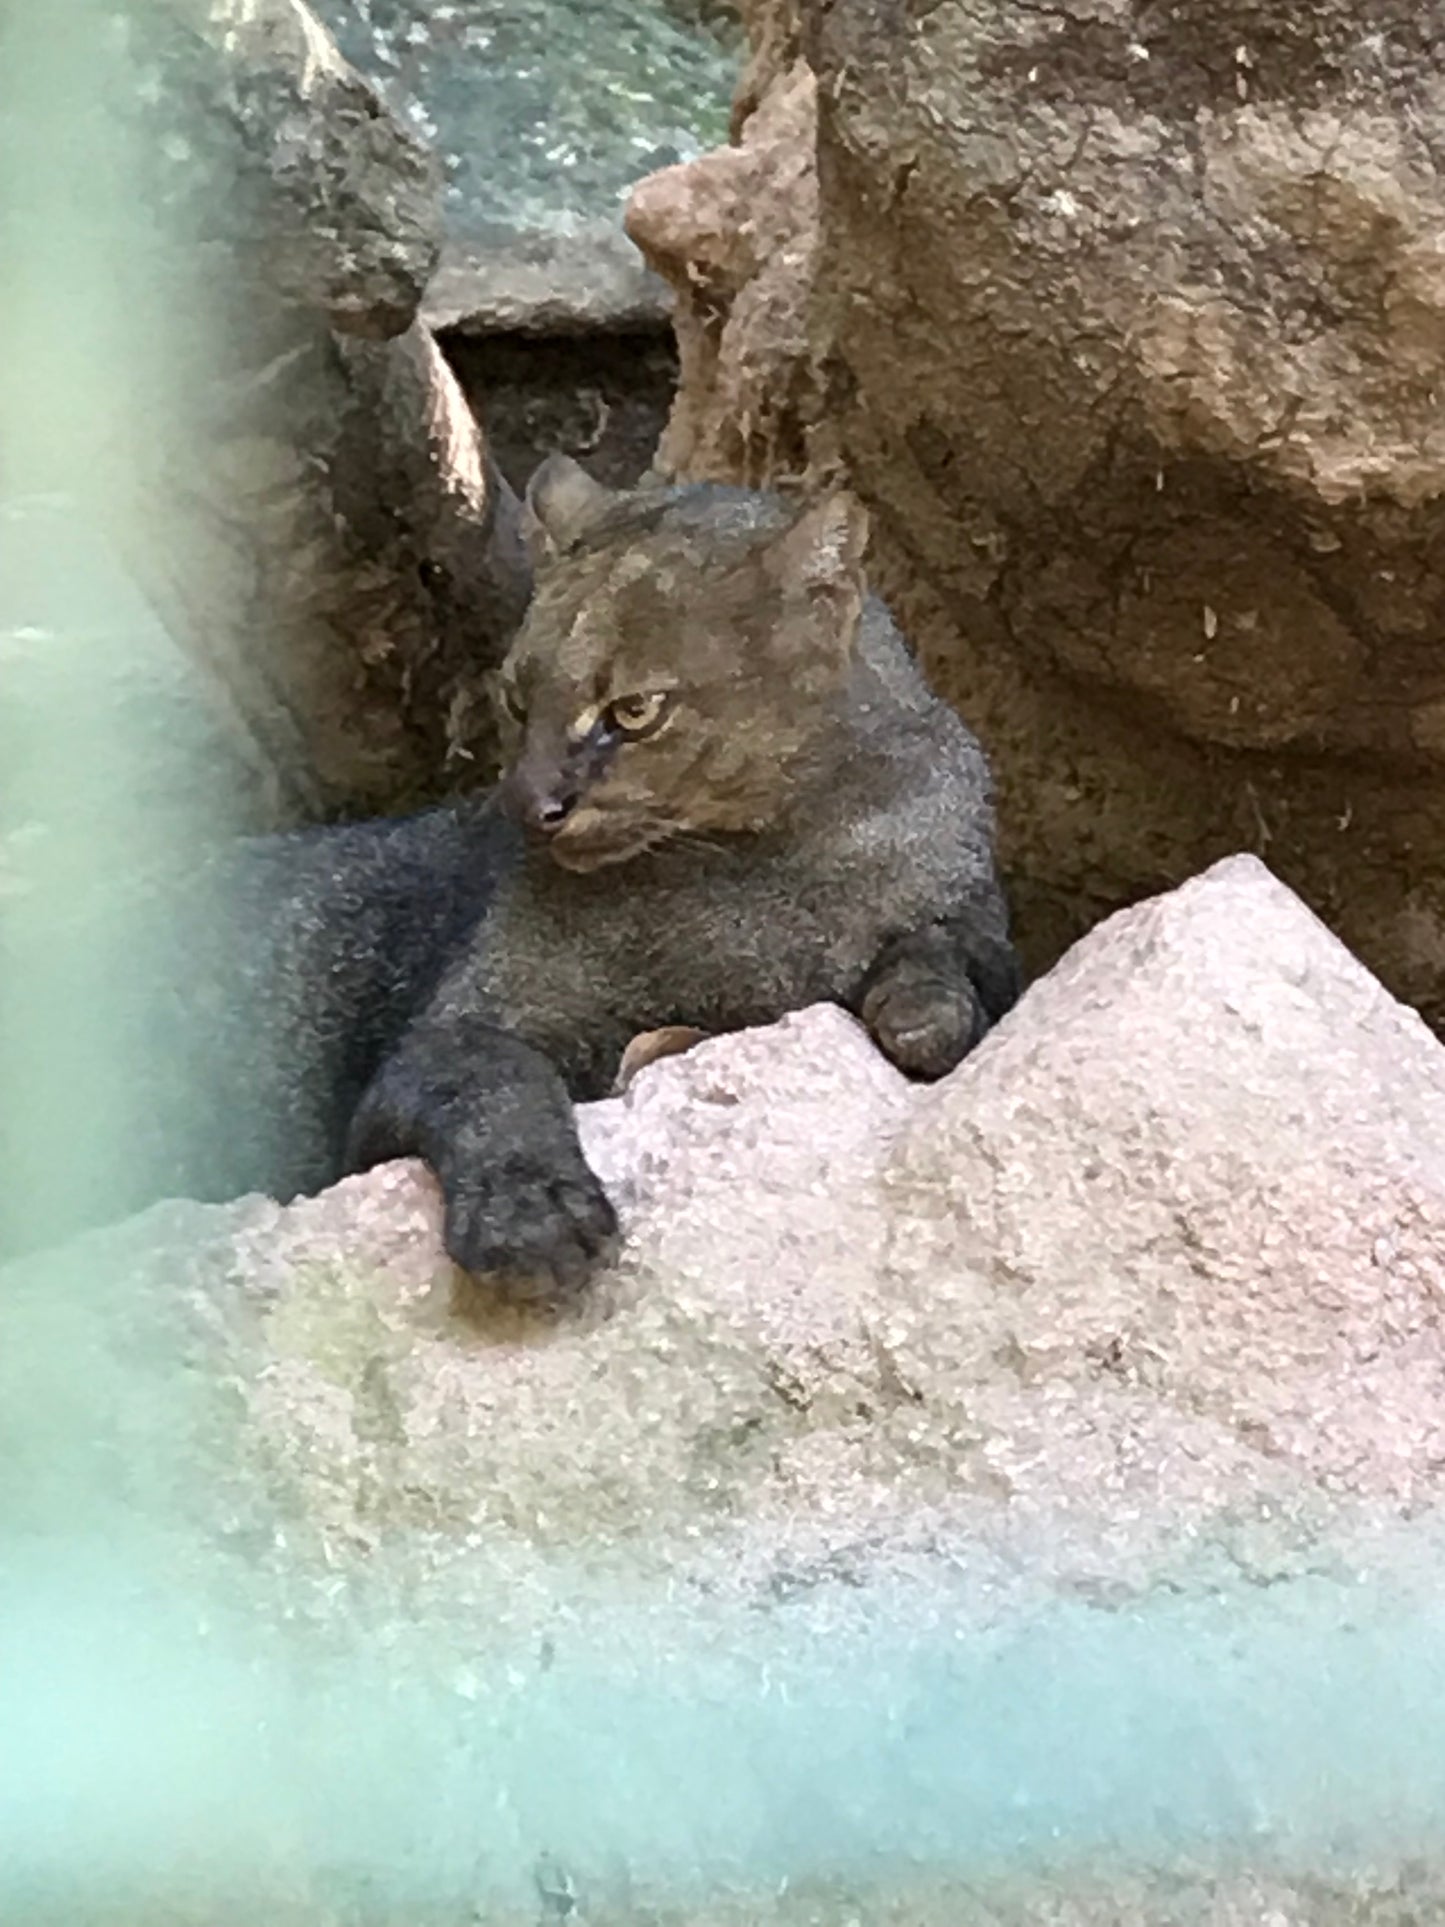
(479, 844), (937, 1058)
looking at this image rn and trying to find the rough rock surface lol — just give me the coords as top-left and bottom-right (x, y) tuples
(811, 0), (1445, 1022)
(27, 853), (1444, 1601)
(424, 222), (672, 336)
(309, 0), (735, 336)
(639, 0), (1445, 1026)
(627, 50), (819, 485)
(10, 854), (1445, 1918)
(122, 0), (444, 338)
(232, 855), (1445, 1582)
(57, 0), (533, 823)
(127, 317), (531, 822)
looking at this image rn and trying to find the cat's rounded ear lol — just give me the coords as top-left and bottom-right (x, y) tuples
(522, 454), (615, 564)
(762, 488), (871, 678)
(764, 488), (871, 600)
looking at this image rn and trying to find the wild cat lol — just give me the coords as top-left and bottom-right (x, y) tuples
(3, 458), (1019, 1298)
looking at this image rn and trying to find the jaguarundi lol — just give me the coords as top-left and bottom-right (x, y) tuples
(2, 457), (1021, 1297)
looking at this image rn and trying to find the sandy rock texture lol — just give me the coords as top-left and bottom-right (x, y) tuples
(10, 854), (1445, 1921)
(76, 0), (532, 825)
(630, 0), (1445, 1027)
(626, 49), (820, 485)
(40, 854), (1445, 1612)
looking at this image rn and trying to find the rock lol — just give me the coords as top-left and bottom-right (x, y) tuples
(425, 220), (673, 338)
(125, 316), (532, 822)
(810, 0), (1445, 1024)
(11, 853), (1445, 1918)
(643, 0), (1445, 1028)
(9, 854), (1445, 1915)
(309, 0), (736, 337)
(120, 0), (445, 339)
(18, 0), (534, 825)
(883, 851), (1445, 1520)
(626, 54), (820, 485)
(22, 849), (1445, 1600)
(303, 3), (743, 508)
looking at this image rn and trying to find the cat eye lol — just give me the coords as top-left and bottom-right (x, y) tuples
(604, 690), (670, 738)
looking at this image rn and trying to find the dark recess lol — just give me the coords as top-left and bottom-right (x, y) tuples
(441, 329), (680, 494)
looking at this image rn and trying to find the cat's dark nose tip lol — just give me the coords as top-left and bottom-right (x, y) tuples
(532, 790), (578, 832)
(503, 761), (580, 835)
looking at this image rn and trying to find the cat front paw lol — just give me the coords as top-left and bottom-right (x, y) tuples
(861, 968), (985, 1081)
(442, 1142), (620, 1303)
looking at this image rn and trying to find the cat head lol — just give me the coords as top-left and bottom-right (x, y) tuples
(494, 455), (871, 872)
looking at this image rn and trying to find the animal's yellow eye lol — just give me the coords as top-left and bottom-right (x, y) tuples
(605, 690), (670, 737)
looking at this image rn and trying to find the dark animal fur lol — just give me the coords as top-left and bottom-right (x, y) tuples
(2, 464), (1021, 1297)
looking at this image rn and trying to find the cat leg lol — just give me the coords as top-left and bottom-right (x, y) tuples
(855, 916), (1023, 1080)
(345, 1016), (618, 1300)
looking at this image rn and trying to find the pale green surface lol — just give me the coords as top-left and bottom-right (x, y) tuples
(314, 0), (736, 234)
(6, 1471), (1445, 1922)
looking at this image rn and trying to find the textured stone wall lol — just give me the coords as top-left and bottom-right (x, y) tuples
(630, 0), (1445, 1024)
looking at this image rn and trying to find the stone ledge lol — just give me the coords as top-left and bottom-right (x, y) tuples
(425, 222), (674, 337)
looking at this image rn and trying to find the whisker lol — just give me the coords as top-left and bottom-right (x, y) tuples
(566, 806), (737, 868)
(632, 818), (734, 860)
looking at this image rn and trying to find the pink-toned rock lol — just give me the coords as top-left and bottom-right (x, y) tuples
(68, 850), (1443, 1624)
(876, 850), (1445, 1553)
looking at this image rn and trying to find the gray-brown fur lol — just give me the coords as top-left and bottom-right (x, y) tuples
(348, 459), (1020, 1295)
(3, 462), (1019, 1298)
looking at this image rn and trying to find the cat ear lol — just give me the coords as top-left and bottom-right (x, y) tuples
(522, 454), (614, 563)
(763, 488), (870, 599)
(761, 488), (871, 671)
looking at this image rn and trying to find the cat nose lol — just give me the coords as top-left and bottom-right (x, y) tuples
(505, 755), (581, 834)
(520, 782), (581, 836)
(534, 792), (576, 830)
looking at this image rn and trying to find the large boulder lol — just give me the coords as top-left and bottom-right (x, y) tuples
(306, 0), (736, 338)
(632, 0), (1445, 1028)
(122, 0), (445, 339)
(4, 0), (533, 828)
(9, 855), (1445, 1919)
(154, 852), (1445, 1578)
